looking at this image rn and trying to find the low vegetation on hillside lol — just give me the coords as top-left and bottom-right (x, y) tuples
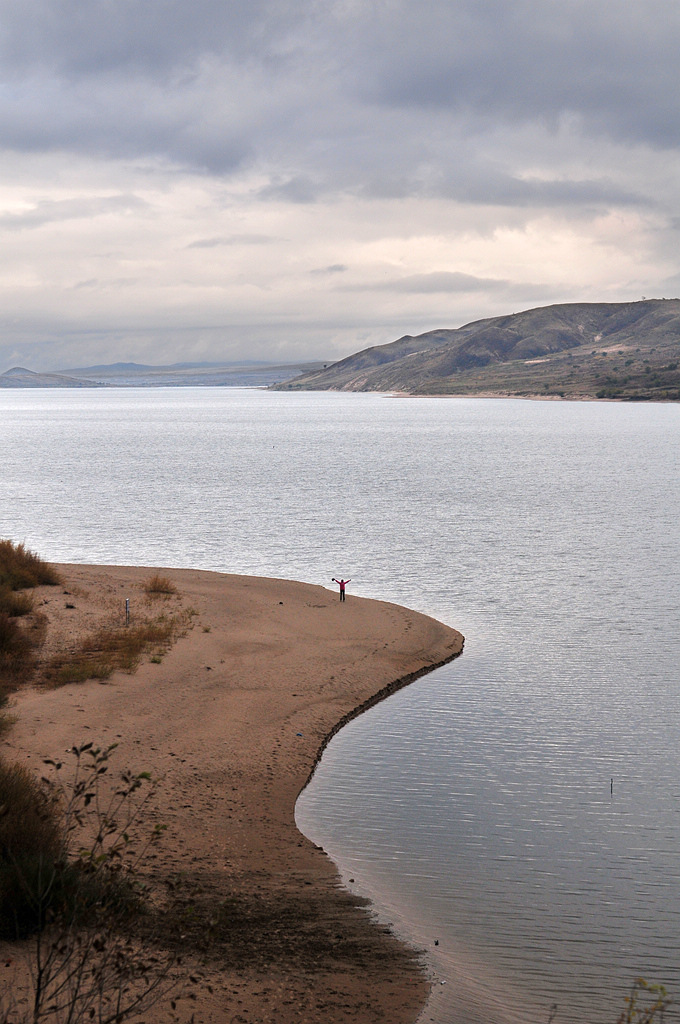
(415, 342), (680, 401)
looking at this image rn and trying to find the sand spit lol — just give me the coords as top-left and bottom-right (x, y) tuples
(1, 564), (463, 1024)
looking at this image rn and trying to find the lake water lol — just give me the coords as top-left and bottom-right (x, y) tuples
(2, 388), (679, 1023)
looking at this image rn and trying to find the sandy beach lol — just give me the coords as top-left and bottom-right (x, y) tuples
(1, 564), (463, 1024)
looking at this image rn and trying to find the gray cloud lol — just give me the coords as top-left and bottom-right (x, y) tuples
(0, 0), (679, 370)
(186, 234), (277, 249)
(0, 0), (286, 75)
(311, 264), (348, 276)
(358, 164), (644, 208)
(257, 176), (322, 204)
(360, 1), (680, 149)
(444, 172), (643, 209)
(345, 271), (509, 294)
(0, 1), (678, 184)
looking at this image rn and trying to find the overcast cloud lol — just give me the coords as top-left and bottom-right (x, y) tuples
(1, 0), (679, 370)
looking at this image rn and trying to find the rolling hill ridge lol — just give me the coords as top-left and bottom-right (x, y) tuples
(274, 300), (680, 400)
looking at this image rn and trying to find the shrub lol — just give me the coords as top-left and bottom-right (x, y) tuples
(0, 744), (178, 1023)
(0, 540), (61, 591)
(0, 585), (34, 617)
(0, 759), (63, 938)
(40, 744), (160, 927)
(616, 978), (671, 1023)
(143, 573), (177, 596)
(0, 611), (37, 686)
(0, 611), (30, 657)
(0, 541), (55, 688)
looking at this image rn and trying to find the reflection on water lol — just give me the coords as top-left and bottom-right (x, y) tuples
(2, 389), (679, 1023)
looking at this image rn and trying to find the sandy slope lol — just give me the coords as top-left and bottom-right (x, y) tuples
(2, 564), (463, 1024)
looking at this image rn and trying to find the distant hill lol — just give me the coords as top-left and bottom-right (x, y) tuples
(57, 360), (324, 387)
(1, 361), (326, 389)
(0, 367), (106, 388)
(274, 300), (680, 401)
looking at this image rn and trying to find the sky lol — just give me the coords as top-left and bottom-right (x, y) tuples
(2, 0), (680, 371)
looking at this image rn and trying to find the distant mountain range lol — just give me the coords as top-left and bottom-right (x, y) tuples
(0, 360), (324, 389)
(274, 299), (680, 401)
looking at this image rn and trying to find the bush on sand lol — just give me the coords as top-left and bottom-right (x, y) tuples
(0, 541), (59, 688)
(0, 744), (178, 1024)
(143, 573), (177, 597)
(0, 540), (61, 592)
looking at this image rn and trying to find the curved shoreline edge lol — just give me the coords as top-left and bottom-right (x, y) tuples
(297, 645), (465, 1024)
(3, 563), (464, 1024)
(302, 643), (464, 794)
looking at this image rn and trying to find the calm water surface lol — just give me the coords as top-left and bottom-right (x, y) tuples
(1, 389), (679, 1023)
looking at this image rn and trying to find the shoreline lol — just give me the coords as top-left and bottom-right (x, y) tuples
(302, 647), (463, 795)
(2, 563), (464, 1024)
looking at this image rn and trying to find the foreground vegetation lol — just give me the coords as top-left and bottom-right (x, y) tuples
(616, 980), (672, 1024)
(0, 744), (180, 1023)
(0, 742), (672, 1023)
(42, 615), (183, 687)
(0, 539), (189, 695)
(0, 541), (61, 703)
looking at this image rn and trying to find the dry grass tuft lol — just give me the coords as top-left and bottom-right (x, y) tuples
(0, 541), (58, 688)
(0, 586), (34, 617)
(0, 539), (61, 591)
(42, 614), (186, 688)
(143, 573), (177, 597)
